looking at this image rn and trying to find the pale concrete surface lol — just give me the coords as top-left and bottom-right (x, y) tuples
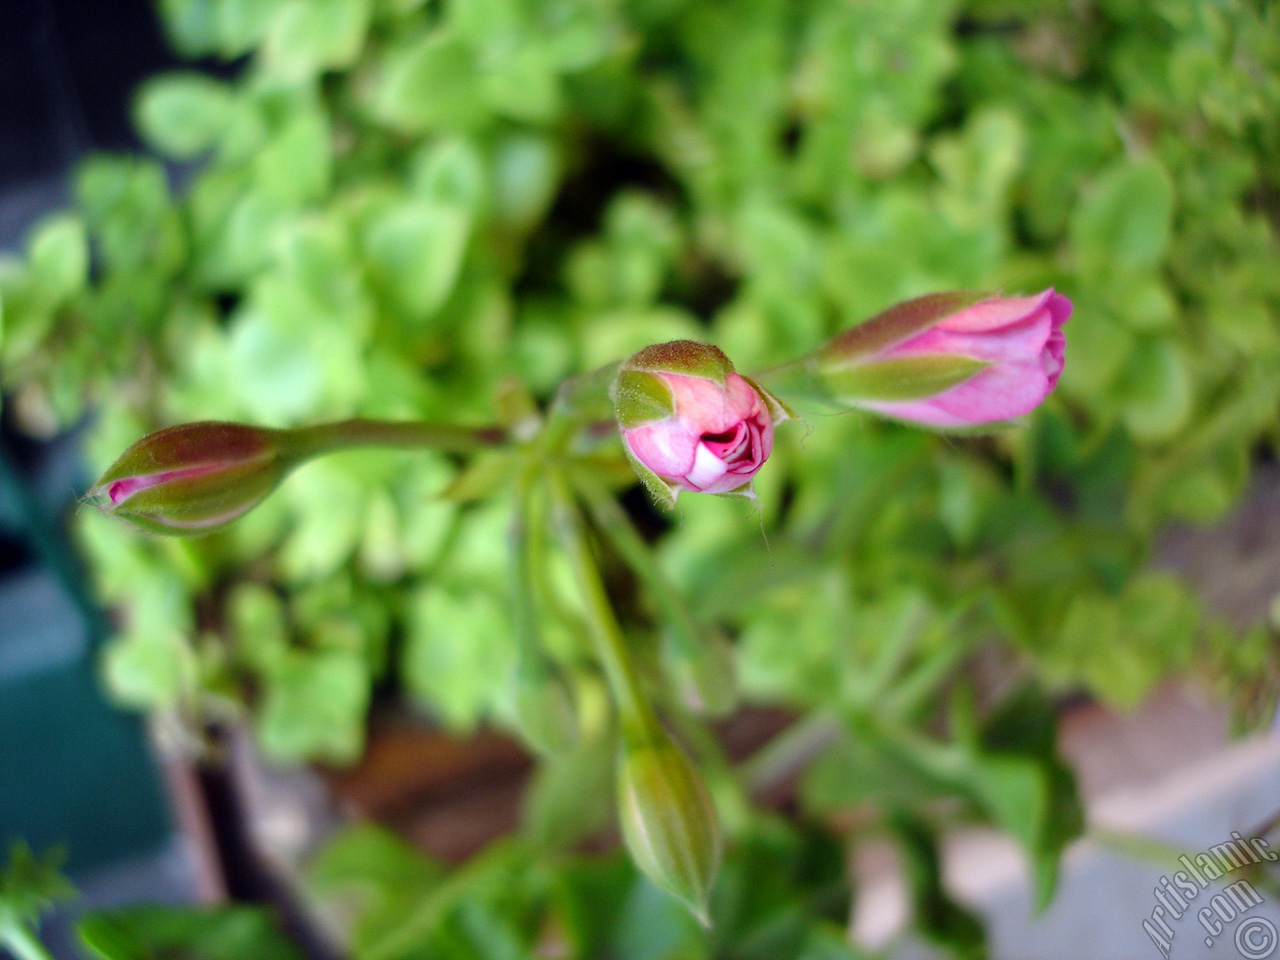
(853, 687), (1280, 960)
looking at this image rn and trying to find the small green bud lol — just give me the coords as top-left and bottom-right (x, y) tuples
(89, 421), (293, 535)
(617, 731), (722, 925)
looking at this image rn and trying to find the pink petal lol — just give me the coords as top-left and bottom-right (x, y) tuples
(890, 310), (1053, 365)
(685, 444), (730, 491)
(937, 289), (1056, 333)
(862, 358), (1052, 427)
(625, 420), (700, 477)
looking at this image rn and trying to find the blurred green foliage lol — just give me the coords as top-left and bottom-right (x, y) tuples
(2, 0), (1279, 952)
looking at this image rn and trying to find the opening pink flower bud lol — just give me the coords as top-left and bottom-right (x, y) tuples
(610, 341), (785, 504)
(89, 422), (291, 535)
(817, 289), (1071, 427)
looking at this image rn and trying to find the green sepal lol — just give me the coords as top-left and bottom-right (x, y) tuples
(741, 374), (795, 425)
(617, 732), (722, 925)
(95, 458), (285, 536)
(819, 290), (991, 368)
(610, 368), (676, 429)
(824, 354), (990, 403)
(623, 340), (733, 384)
(92, 422), (278, 488)
(620, 442), (679, 510)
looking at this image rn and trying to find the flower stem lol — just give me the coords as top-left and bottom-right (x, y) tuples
(283, 419), (507, 460)
(570, 470), (705, 663)
(508, 457), (576, 754)
(1, 923), (57, 960)
(547, 470), (658, 742)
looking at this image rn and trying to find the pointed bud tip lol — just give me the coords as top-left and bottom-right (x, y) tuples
(617, 734), (722, 921)
(90, 421), (289, 536)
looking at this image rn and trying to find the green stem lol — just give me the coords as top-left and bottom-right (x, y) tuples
(283, 419), (507, 460)
(570, 470), (705, 660)
(539, 362), (623, 453)
(740, 711), (842, 794)
(510, 459), (544, 664)
(2, 923), (57, 960)
(364, 840), (528, 960)
(881, 629), (974, 721)
(547, 470), (657, 741)
(749, 356), (826, 408)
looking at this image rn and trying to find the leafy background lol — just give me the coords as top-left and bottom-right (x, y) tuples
(1, 0), (1278, 955)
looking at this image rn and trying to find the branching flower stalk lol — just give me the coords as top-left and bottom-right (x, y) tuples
(87, 288), (1070, 924)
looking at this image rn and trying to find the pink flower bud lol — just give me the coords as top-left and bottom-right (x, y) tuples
(817, 289), (1071, 427)
(89, 422), (291, 535)
(610, 341), (785, 503)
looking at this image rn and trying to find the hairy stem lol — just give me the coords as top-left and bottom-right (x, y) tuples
(2, 924), (57, 960)
(547, 470), (658, 741)
(284, 419), (506, 460)
(571, 470), (708, 664)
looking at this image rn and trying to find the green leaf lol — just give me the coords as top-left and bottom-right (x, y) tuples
(491, 134), (559, 228)
(962, 756), (1047, 876)
(102, 626), (189, 710)
(1072, 158), (1175, 278)
(524, 734), (615, 848)
(929, 106), (1026, 227)
(365, 200), (471, 320)
(256, 650), (370, 764)
(890, 812), (986, 958)
(305, 823), (445, 953)
(134, 73), (234, 158)
(79, 905), (308, 960)
(0, 842), (73, 929)
(412, 137), (486, 212)
(369, 31), (485, 133)
(1117, 338), (1193, 442)
(402, 585), (515, 731)
(228, 582), (290, 672)
(213, 0), (285, 55)
(27, 213), (89, 310)
(155, 0), (221, 56)
(263, 0), (372, 79)
(251, 108), (333, 207)
(482, 43), (561, 122)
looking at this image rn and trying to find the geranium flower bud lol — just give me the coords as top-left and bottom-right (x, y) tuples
(618, 732), (722, 925)
(815, 289), (1071, 427)
(89, 422), (291, 535)
(610, 341), (787, 505)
